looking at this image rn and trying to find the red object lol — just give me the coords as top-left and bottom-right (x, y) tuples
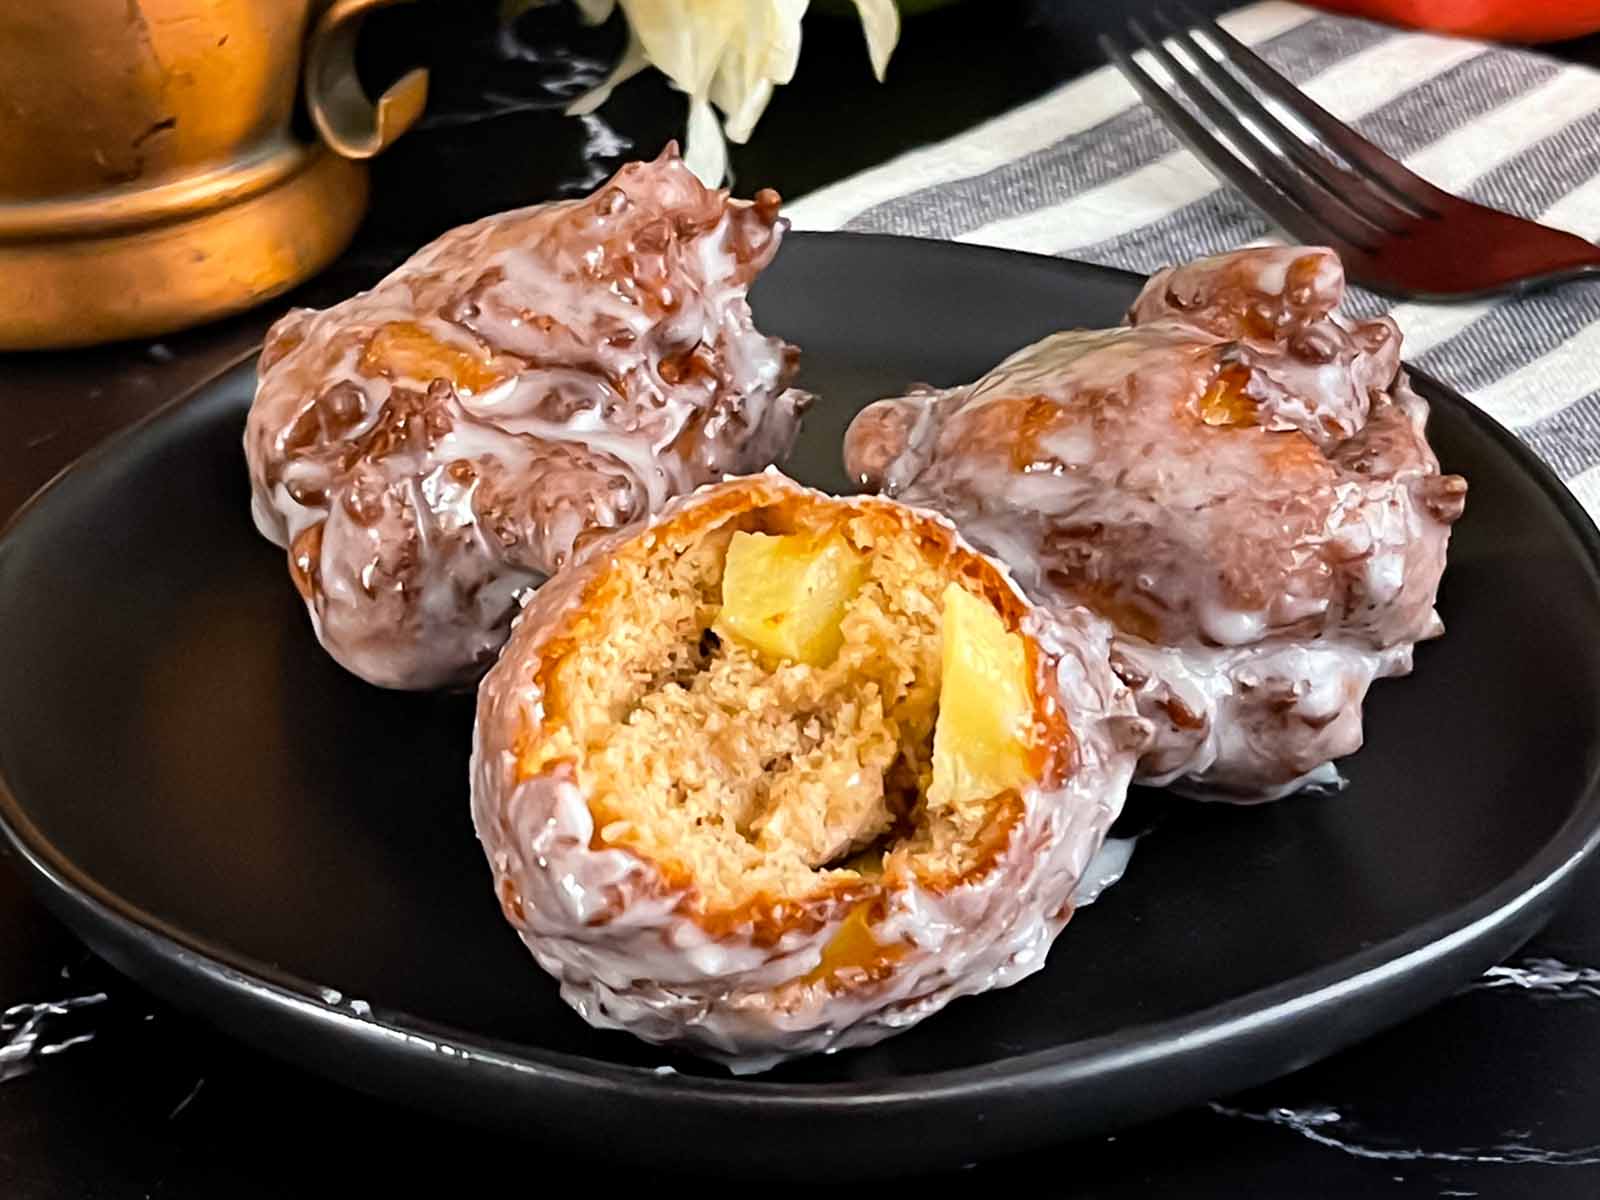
(1311, 0), (1600, 42)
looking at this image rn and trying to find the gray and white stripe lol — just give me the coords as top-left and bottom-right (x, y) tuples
(840, 15), (1390, 241)
(787, 0), (1600, 514)
(1065, 41), (1558, 279)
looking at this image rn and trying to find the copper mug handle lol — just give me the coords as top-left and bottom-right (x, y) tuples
(305, 0), (431, 159)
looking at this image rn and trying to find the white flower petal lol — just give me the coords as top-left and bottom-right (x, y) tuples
(684, 95), (730, 186)
(569, 0), (896, 178)
(565, 30), (649, 115)
(758, 0), (809, 85)
(851, 0), (900, 80)
(708, 0), (805, 142)
(573, 0), (616, 23)
(717, 78), (774, 144)
(617, 0), (741, 97)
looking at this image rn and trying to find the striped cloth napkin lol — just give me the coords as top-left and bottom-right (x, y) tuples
(786, 1), (1600, 515)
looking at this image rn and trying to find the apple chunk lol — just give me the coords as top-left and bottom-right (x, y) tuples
(715, 529), (868, 667)
(931, 583), (1034, 806)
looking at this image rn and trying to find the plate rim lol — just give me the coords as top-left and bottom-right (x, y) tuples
(3, 232), (1600, 1116)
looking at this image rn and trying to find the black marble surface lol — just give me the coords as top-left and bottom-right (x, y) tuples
(5, 2), (1600, 1194)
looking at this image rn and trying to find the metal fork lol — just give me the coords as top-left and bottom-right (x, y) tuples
(1100, 5), (1600, 301)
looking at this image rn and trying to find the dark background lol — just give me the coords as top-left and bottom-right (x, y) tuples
(4, 2), (1600, 1194)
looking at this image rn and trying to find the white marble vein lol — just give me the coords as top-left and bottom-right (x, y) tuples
(0, 991), (108, 1082)
(1463, 956), (1600, 1001)
(1209, 1102), (1600, 1167)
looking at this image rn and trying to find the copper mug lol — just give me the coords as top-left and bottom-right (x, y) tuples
(0, 0), (429, 350)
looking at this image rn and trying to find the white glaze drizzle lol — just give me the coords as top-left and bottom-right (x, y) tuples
(470, 473), (1150, 1072)
(244, 147), (809, 689)
(843, 246), (1465, 800)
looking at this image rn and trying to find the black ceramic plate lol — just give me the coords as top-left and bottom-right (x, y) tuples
(2, 233), (1599, 1179)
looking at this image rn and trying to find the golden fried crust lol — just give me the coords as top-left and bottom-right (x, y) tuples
(470, 473), (1147, 1069)
(516, 474), (1074, 936)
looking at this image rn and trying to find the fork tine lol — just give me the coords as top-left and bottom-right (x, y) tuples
(1173, 1), (1447, 215)
(1152, 9), (1425, 230)
(1124, 20), (1382, 251)
(1099, 32), (1364, 257)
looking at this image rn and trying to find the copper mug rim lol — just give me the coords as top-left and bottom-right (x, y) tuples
(0, 0), (428, 349)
